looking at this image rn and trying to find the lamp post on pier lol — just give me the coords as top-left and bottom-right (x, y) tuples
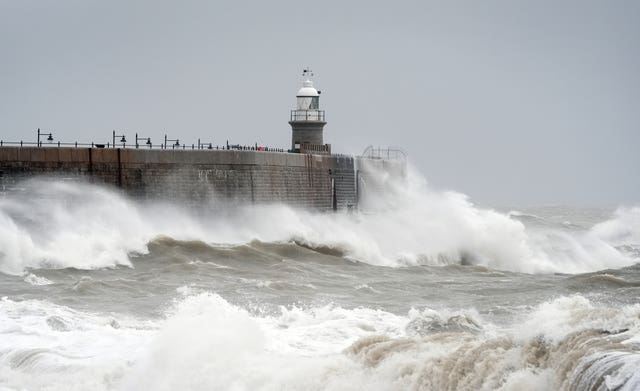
(36, 128), (53, 147)
(112, 131), (127, 148)
(135, 133), (152, 149)
(197, 139), (213, 150)
(164, 135), (180, 149)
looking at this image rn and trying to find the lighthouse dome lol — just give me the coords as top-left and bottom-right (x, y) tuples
(296, 79), (319, 97)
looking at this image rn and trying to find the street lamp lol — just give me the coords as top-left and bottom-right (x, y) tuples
(135, 133), (152, 149)
(112, 130), (127, 148)
(37, 128), (53, 146)
(164, 134), (180, 149)
(197, 139), (213, 150)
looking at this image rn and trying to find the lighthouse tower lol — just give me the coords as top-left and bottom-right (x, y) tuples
(289, 70), (327, 153)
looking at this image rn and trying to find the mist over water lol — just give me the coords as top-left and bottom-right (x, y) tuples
(0, 167), (639, 390)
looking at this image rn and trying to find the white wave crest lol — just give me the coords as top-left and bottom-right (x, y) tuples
(2, 293), (640, 390)
(0, 171), (638, 275)
(591, 206), (640, 246)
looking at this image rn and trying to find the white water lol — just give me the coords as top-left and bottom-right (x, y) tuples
(1, 292), (639, 391)
(592, 206), (640, 246)
(1, 167), (638, 391)
(0, 170), (638, 275)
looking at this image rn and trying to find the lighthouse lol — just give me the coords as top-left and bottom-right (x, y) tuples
(289, 69), (328, 153)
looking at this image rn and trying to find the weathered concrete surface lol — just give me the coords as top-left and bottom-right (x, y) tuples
(289, 120), (326, 150)
(0, 147), (366, 210)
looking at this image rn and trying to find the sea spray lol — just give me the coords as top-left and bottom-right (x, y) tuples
(1, 171), (639, 391)
(0, 172), (638, 275)
(591, 206), (640, 247)
(4, 292), (639, 390)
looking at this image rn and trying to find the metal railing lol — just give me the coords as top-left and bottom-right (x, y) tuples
(0, 140), (102, 148)
(290, 110), (325, 122)
(0, 129), (364, 158)
(0, 138), (293, 153)
(360, 146), (408, 161)
(299, 143), (331, 155)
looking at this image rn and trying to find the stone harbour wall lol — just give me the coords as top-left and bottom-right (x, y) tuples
(0, 147), (369, 210)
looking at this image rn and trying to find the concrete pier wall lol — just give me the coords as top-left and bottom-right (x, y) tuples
(0, 147), (369, 210)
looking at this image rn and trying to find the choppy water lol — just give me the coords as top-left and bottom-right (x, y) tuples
(1, 169), (639, 390)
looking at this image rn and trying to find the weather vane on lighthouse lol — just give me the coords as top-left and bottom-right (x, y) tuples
(302, 68), (314, 78)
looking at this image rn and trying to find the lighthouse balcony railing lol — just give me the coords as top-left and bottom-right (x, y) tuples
(290, 110), (325, 122)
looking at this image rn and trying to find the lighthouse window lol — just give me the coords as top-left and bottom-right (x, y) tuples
(310, 97), (319, 109)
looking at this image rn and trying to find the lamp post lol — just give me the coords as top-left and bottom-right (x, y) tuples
(112, 130), (127, 148)
(197, 139), (213, 150)
(36, 128), (53, 147)
(135, 133), (152, 149)
(164, 134), (180, 149)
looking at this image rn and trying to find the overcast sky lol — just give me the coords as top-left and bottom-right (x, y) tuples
(1, 0), (638, 206)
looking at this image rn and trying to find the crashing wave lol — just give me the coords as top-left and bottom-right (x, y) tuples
(0, 173), (638, 275)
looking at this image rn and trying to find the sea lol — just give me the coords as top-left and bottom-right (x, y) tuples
(0, 167), (639, 391)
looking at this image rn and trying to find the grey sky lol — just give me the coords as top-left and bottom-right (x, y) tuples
(1, 0), (638, 206)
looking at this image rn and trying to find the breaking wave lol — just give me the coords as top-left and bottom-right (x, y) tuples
(0, 169), (638, 275)
(566, 272), (640, 289)
(1, 292), (639, 390)
(592, 207), (640, 247)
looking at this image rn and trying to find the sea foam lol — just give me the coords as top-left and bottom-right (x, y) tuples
(0, 169), (638, 275)
(3, 292), (639, 390)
